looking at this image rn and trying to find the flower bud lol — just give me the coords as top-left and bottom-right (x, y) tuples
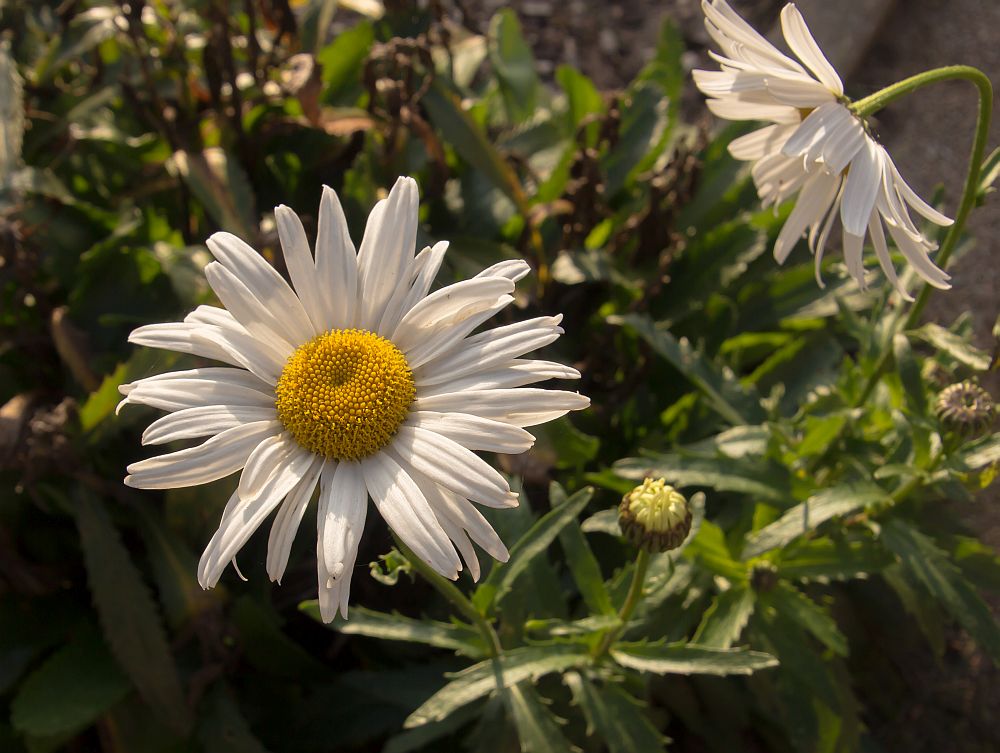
(619, 478), (692, 553)
(935, 380), (995, 436)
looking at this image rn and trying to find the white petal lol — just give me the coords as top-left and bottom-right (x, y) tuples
(886, 153), (953, 227)
(206, 232), (314, 344)
(727, 124), (792, 161)
(387, 425), (517, 509)
(840, 139), (881, 237)
(238, 432), (303, 500)
(815, 113), (866, 175)
(417, 359), (581, 397)
(764, 76), (835, 108)
(868, 211), (912, 301)
(276, 204), (325, 336)
(377, 241), (450, 337)
(476, 259), (531, 282)
(417, 479), (509, 564)
(402, 295), (514, 371)
(315, 185), (359, 330)
(197, 451), (319, 588)
(119, 371), (273, 415)
(416, 315), (563, 386)
(361, 451), (461, 578)
(190, 324), (285, 386)
(128, 322), (236, 365)
(203, 262), (297, 356)
(781, 101), (842, 158)
(317, 460), (368, 586)
(886, 222), (951, 289)
(357, 177), (419, 330)
(406, 412), (535, 454)
(142, 404), (277, 445)
(392, 277), (515, 354)
(707, 97), (800, 124)
(841, 230), (866, 287)
(773, 170), (839, 264)
(779, 4), (843, 95)
(317, 533), (358, 622)
(266, 458), (324, 583)
(414, 388), (590, 428)
(125, 420), (280, 489)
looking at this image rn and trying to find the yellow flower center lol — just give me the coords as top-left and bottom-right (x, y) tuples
(274, 329), (415, 460)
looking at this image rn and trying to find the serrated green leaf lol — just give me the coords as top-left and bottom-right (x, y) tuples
(953, 432), (1000, 470)
(742, 483), (890, 559)
(404, 646), (590, 728)
(76, 492), (192, 735)
(913, 323), (991, 371)
(551, 483), (614, 616)
(687, 520), (747, 582)
(10, 632), (129, 738)
(474, 487), (593, 613)
(893, 333), (928, 416)
(777, 539), (893, 582)
(507, 683), (575, 753)
(765, 583), (848, 657)
(616, 452), (790, 502)
(300, 603), (485, 658)
(565, 673), (666, 753)
(693, 586), (756, 649)
(488, 10), (539, 125)
(610, 641), (777, 676)
(616, 314), (765, 425)
(881, 518), (1000, 663)
(166, 148), (255, 238)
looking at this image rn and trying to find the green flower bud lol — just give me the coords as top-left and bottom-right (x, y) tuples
(935, 380), (995, 436)
(619, 478), (692, 553)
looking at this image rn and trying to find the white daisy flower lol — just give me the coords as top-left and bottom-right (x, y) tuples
(119, 177), (589, 621)
(693, 0), (953, 299)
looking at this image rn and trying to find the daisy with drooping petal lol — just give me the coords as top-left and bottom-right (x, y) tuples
(119, 177), (589, 621)
(693, 0), (953, 299)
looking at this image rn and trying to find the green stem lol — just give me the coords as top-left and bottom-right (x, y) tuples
(393, 536), (503, 658)
(806, 66), (992, 473)
(592, 548), (650, 660)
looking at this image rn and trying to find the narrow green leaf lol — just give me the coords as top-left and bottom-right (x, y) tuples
(551, 483), (614, 616)
(76, 492), (192, 734)
(555, 65), (604, 136)
(565, 673), (666, 753)
(976, 145), (1000, 202)
(913, 323), (991, 371)
(602, 82), (669, 196)
(616, 314), (765, 425)
(765, 584), (848, 657)
(423, 80), (526, 207)
(687, 520), (748, 582)
(611, 641), (778, 676)
(316, 21), (374, 100)
(474, 487), (593, 612)
(693, 587), (756, 649)
(507, 683), (574, 753)
(742, 483), (890, 559)
(404, 646), (590, 728)
(881, 518), (1000, 663)
(953, 432), (1000, 470)
(10, 632), (129, 738)
(488, 10), (539, 124)
(300, 603), (485, 658)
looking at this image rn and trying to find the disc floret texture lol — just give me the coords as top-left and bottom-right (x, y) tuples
(274, 329), (415, 460)
(118, 177), (589, 621)
(619, 478), (693, 553)
(694, 0), (953, 298)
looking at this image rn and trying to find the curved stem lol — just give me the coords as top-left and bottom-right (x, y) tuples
(592, 548), (650, 660)
(393, 536), (503, 658)
(806, 66), (992, 473)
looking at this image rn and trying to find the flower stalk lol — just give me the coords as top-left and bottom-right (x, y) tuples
(592, 549), (650, 660)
